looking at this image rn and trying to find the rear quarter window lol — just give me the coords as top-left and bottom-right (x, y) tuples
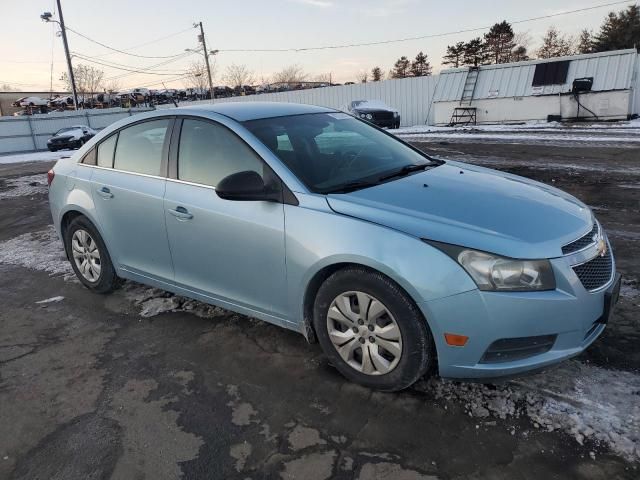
(97, 135), (117, 168)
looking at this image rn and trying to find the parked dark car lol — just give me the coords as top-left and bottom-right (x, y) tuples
(47, 125), (97, 152)
(347, 100), (401, 129)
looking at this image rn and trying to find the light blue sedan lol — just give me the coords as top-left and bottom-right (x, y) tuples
(48, 102), (621, 391)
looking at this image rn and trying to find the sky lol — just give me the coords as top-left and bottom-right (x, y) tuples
(0, 0), (636, 92)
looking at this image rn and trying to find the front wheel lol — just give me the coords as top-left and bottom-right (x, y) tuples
(313, 267), (435, 391)
(64, 216), (119, 293)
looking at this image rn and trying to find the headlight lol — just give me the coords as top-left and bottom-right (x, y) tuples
(365, 113), (373, 120)
(393, 112), (399, 117)
(359, 113), (366, 118)
(426, 242), (555, 292)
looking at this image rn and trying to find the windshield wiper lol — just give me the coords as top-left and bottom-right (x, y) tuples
(378, 163), (432, 182)
(325, 180), (381, 194)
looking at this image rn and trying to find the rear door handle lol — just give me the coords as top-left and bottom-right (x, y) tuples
(97, 186), (113, 199)
(168, 206), (193, 220)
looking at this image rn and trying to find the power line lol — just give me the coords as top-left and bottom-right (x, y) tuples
(101, 52), (198, 81)
(71, 51), (190, 75)
(92, 26), (197, 58)
(217, 0), (635, 52)
(122, 73), (195, 90)
(65, 25), (193, 59)
(70, 53), (190, 77)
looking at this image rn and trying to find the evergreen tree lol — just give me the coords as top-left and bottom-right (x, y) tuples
(592, 5), (640, 52)
(511, 45), (529, 62)
(371, 66), (384, 82)
(391, 56), (411, 78)
(463, 38), (488, 67)
(442, 42), (466, 68)
(537, 26), (575, 59)
(577, 29), (594, 54)
(410, 51), (432, 76)
(484, 21), (516, 64)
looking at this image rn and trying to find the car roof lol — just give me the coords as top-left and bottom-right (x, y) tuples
(181, 101), (338, 122)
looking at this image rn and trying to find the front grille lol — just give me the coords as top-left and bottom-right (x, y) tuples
(480, 335), (557, 364)
(373, 111), (394, 122)
(572, 248), (613, 291)
(562, 223), (598, 255)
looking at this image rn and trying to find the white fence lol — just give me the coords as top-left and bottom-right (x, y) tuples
(209, 75), (439, 128)
(0, 107), (153, 155)
(157, 75), (439, 127)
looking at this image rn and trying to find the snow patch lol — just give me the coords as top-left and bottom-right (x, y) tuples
(0, 151), (70, 164)
(35, 296), (65, 304)
(0, 227), (74, 280)
(122, 283), (229, 319)
(0, 174), (48, 199)
(416, 360), (640, 462)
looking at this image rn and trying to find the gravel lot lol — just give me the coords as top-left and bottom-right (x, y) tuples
(0, 125), (638, 479)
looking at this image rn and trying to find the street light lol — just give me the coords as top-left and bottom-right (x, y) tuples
(41, 2), (78, 110)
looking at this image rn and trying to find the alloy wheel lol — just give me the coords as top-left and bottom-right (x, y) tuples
(71, 229), (101, 282)
(326, 291), (402, 375)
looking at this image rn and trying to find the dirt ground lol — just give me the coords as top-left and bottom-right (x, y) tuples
(0, 131), (638, 479)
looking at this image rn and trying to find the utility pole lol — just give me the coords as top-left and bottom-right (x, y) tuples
(56, 0), (79, 109)
(197, 22), (214, 101)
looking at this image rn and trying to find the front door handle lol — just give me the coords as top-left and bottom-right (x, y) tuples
(168, 206), (193, 220)
(97, 186), (113, 199)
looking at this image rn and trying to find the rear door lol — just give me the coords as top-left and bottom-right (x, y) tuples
(163, 117), (287, 317)
(90, 118), (175, 282)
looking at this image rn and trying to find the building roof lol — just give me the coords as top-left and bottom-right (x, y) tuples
(185, 101), (336, 121)
(434, 49), (639, 102)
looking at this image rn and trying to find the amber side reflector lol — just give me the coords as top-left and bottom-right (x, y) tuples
(444, 333), (469, 347)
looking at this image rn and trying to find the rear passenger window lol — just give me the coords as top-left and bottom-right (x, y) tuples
(97, 135), (117, 168)
(81, 148), (97, 166)
(113, 119), (170, 176)
(178, 119), (264, 187)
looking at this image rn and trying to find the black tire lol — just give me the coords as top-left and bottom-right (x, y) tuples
(48, 147), (57, 152)
(313, 266), (434, 391)
(64, 216), (119, 294)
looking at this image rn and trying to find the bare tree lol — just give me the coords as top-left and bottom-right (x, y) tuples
(223, 64), (255, 88)
(61, 64), (104, 104)
(0, 83), (18, 91)
(104, 79), (121, 94)
(272, 64), (307, 84)
(356, 70), (368, 83)
(314, 73), (332, 83)
(184, 61), (209, 95)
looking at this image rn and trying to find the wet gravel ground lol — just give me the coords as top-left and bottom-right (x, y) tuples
(0, 130), (639, 479)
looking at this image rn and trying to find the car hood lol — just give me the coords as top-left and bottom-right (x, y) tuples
(354, 107), (396, 113)
(326, 161), (592, 259)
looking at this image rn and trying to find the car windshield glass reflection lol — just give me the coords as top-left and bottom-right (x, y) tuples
(244, 113), (438, 193)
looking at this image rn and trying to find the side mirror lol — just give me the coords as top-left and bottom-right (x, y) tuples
(216, 170), (281, 202)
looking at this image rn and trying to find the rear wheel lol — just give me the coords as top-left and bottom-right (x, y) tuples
(64, 216), (118, 293)
(313, 267), (434, 391)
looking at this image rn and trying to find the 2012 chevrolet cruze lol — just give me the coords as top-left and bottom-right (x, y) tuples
(48, 102), (620, 391)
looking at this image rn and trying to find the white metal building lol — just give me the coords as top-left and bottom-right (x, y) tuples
(432, 49), (640, 125)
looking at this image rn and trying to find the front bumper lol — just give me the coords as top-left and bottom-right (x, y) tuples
(419, 240), (619, 380)
(48, 139), (81, 150)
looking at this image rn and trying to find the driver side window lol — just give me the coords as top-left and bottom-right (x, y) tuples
(178, 119), (264, 187)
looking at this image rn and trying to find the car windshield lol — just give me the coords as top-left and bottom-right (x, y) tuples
(244, 112), (438, 194)
(55, 127), (80, 135)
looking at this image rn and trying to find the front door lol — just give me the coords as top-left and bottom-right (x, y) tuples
(163, 118), (287, 317)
